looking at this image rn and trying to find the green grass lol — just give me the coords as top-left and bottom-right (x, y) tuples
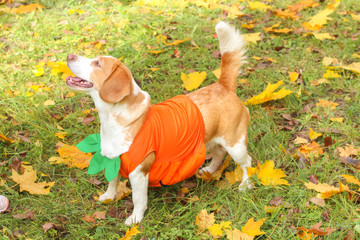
(1, 0), (360, 239)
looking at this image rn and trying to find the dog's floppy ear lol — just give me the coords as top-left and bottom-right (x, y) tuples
(99, 61), (132, 103)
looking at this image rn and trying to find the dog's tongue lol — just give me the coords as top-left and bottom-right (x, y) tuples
(66, 76), (82, 82)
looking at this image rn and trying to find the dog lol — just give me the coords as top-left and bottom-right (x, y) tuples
(66, 21), (252, 226)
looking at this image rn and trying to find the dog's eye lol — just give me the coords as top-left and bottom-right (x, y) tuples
(95, 61), (101, 67)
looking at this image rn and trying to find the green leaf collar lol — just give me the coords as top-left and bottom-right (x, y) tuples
(76, 134), (121, 182)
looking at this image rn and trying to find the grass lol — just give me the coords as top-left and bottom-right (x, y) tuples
(1, 0), (360, 239)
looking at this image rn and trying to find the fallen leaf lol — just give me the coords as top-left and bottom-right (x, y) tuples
(47, 62), (75, 80)
(165, 37), (191, 46)
(323, 70), (341, 79)
(0, 133), (15, 143)
(302, 1), (340, 31)
(10, 165), (55, 195)
(312, 33), (335, 40)
(287, 0), (319, 12)
(248, 1), (271, 11)
(298, 141), (324, 157)
(43, 99), (55, 106)
(337, 145), (360, 157)
(329, 117), (344, 123)
(225, 164), (243, 184)
(341, 174), (360, 189)
(115, 180), (132, 200)
(225, 228), (252, 240)
(242, 32), (261, 44)
(289, 72), (299, 82)
(241, 217), (266, 237)
(195, 210), (215, 230)
(212, 68), (221, 79)
(181, 71), (206, 91)
(208, 224), (223, 237)
(247, 160), (289, 186)
(246, 80), (293, 105)
(316, 99), (338, 110)
(120, 226), (141, 240)
(294, 137), (309, 145)
(56, 143), (92, 169)
(309, 128), (322, 141)
(304, 181), (348, 199)
(33, 68), (44, 77)
(310, 197), (325, 207)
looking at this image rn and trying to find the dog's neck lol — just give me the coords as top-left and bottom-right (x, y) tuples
(89, 79), (150, 159)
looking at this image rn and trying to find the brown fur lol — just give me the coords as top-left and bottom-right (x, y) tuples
(140, 152), (156, 176)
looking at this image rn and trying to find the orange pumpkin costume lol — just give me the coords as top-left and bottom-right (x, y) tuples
(119, 95), (206, 187)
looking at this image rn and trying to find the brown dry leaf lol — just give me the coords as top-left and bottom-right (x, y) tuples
(82, 215), (96, 223)
(211, 155), (231, 181)
(10, 165), (55, 195)
(225, 228), (253, 240)
(310, 197), (325, 207)
(92, 211), (106, 220)
(337, 145), (360, 157)
(115, 180), (132, 200)
(294, 137), (308, 145)
(56, 143), (92, 169)
(296, 222), (336, 239)
(225, 164), (243, 185)
(195, 210), (215, 230)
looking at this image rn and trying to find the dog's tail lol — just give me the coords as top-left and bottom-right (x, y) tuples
(215, 21), (247, 92)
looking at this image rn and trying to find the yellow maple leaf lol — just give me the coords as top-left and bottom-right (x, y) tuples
(340, 62), (360, 74)
(181, 71), (206, 91)
(56, 143), (92, 169)
(241, 217), (266, 237)
(120, 226), (141, 240)
(329, 117), (344, 123)
(246, 80), (293, 105)
(47, 62), (75, 80)
(312, 33), (335, 40)
(341, 175), (360, 189)
(195, 210), (215, 230)
(289, 72), (299, 82)
(10, 165), (55, 195)
(248, 1), (271, 11)
(32, 68), (44, 77)
(273, 9), (299, 20)
(2, 3), (44, 14)
(302, 1), (340, 31)
(316, 99), (338, 109)
(351, 13), (360, 21)
(226, 4), (245, 19)
(247, 160), (289, 186)
(165, 37), (191, 46)
(309, 128), (322, 141)
(55, 132), (68, 140)
(242, 32), (261, 44)
(208, 224), (223, 237)
(304, 181), (348, 199)
(147, 50), (166, 54)
(287, 0), (319, 12)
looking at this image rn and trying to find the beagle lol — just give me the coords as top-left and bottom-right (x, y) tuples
(66, 21), (252, 226)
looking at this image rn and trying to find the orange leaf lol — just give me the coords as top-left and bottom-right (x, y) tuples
(0, 133), (15, 143)
(298, 141), (323, 157)
(10, 165), (55, 195)
(316, 99), (338, 110)
(120, 226), (141, 240)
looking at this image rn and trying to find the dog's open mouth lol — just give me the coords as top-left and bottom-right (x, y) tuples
(66, 76), (94, 88)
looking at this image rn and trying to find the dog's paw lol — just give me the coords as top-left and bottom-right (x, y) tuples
(125, 213), (143, 226)
(238, 180), (254, 191)
(99, 192), (116, 202)
(199, 167), (214, 175)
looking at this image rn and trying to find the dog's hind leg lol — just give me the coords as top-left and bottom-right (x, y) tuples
(200, 144), (226, 175)
(219, 135), (253, 191)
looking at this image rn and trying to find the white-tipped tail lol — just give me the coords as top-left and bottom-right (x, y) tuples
(215, 21), (247, 92)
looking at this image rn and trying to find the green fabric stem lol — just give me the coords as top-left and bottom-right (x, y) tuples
(76, 133), (121, 182)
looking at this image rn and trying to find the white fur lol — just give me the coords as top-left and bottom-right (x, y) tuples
(125, 164), (149, 226)
(99, 174), (120, 202)
(215, 21), (247, 64)
(67, 56), (94, 85)
(205, 136), (253, 190)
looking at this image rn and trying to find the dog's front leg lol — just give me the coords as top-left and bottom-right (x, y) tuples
(125, 164), (149, 226)
(99, 174), (120, 202)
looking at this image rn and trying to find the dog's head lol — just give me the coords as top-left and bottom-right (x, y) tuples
(66, 54), (133, 103)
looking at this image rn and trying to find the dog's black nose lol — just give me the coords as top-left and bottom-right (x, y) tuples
(67, 54), (77, 61)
